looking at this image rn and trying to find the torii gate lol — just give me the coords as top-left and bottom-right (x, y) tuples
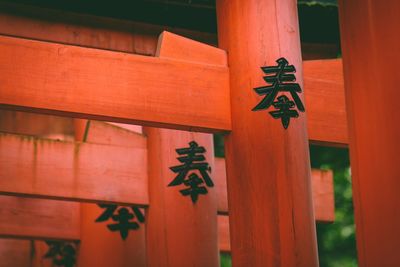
(0, 0), (399, 267)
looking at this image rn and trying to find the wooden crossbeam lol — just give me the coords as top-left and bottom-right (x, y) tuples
(303, 59), (347, 145)
(0, 133), (148, 205)
(0, 195), (79, 240)
(0, 123), (334, 219)
(0, 34), (231, 133)
(0, 31), (347, 145)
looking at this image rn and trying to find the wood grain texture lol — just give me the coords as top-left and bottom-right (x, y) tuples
(144, 31), (220, 267)
(0, 195), (80, 240)
(218, 215), (230, 253)
(0, 239), (31, 267)
(83, 120), (146, 148)
(217, 0), (319, 266)
(157, 31), (227, 66)
(0, 2), (218, 55)
(78, 204), (146, 267)
(338, 1), (400, 266)
(0, 110), (73, 138)
(0, 133), (148, 205)
(145, 128), (219, 267)
(304, 59), (348, 145)
(311, 169), (335, 223)
(0, 33), (347, 144)
(216, 158), (335, 223)
(0, 34), (230, 133)
(74, 120), (147, 267)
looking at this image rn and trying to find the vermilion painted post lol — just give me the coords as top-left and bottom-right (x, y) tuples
(216, 1), (319, 266)
(74, 120), (146, 267)
(338, 1), (400, 266)
(143, 32), (223, 267)
(144, 128), (219, 267)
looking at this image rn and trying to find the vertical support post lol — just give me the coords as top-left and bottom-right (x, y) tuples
(74, 120), (146, 267)
(338, 1), (400, 266)
(216, 0), (319, 266)
(144, 128), (219, 267)
(144, 32), (222, 267)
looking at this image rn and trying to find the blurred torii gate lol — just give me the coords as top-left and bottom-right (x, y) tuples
(0, 0), (398, 266)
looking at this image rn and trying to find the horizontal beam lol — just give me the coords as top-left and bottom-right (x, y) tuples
(0, 133), (148, 205)
(0, 195), (80, 240)
(303, 59), (348, 145)
(0, 125), (334, 219)
(0, 34), (231, 133)
(0, 33), (348, 145)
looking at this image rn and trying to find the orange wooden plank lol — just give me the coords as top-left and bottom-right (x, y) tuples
(0, 34), (231, 133)
(338, 1), (400, 266)
(0, 195), (80, 240)
(73, 120), (147, 267)
(215, 158), (335, 223)
(311, 169), (335, 223)
(0, 239), (31, 267)
(0, 110), (74, 138)
(217, 1), (319, 266)
(304, 59), (348, 145)
(157, 31), (227, 66)
(145, 128), (219, 267)
(0, 133), (148, 205)
(214, 157), (228, 215)
(218, 215), (230, 253)
(78, 204), (146, 267)
(144, 31), (219, 267)
(0, 2), (217, 55)
(77, 120), (146, 148)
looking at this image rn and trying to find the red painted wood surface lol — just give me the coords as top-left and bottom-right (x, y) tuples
(338, 1), (400, 266)
(0, 195), (80, 241)
(78, 204), (146, 267)
(0, 239), (31, 267)
(311, 169), (335, 223)
(144, 32), (220, 267)
(303, 59), (347, 145)
(0, 133), (147, 205)
(75, 119), (147, 267)
(217, 0), (319, 266)
(0, 34), (231, 133)
(145, 128), (219, 267)
(0, 39), (347, 144)
(0, 110), (73, 139)
(215, 158), (335, 223)
(0, 7), (348, 145)
(0, 2), (217, 56)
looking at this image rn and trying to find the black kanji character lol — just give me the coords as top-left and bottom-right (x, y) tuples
(179, 173), (208, 203)
(169, 141), (214, 203)
(169, 141), (213, 187)
(107, 207), (139, 240)
(269, 95), (299, 129)
(95, 204), (144, 240)
(44, 241), (77, 267)
(252, 57), (305, 128)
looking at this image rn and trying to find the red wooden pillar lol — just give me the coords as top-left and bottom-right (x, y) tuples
(144, 128), (219, 267)
(74, 119), (146, 267)
(216, 1), (319, 266)
(338, 1), (400, 266)
(144, 31), (223, 267)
